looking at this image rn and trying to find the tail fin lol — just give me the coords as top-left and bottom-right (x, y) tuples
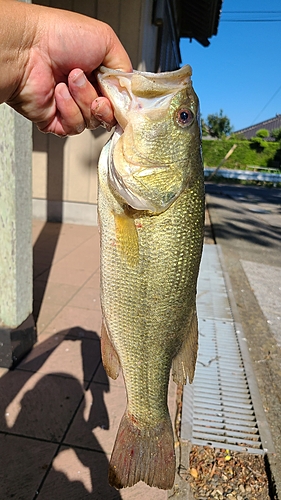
(109, 411), (175, 490)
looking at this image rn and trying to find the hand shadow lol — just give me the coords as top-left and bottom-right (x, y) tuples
(0, 328), (122, 500)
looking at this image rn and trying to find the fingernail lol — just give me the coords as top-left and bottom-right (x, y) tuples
(73, 71), (86, 87)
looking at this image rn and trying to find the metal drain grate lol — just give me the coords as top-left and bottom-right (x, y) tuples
(181, 245), (275, 455)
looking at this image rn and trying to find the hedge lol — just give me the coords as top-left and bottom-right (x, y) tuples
(202, 139), (281, 169)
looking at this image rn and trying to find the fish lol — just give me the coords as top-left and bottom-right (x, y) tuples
(97, 65), (205, 490)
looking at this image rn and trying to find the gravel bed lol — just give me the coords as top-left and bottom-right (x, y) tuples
(187, 445), (274, 499)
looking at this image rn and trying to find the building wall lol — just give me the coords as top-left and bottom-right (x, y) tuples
(32, 0), (179, 224)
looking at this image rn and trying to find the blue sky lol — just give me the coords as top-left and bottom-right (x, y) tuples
(180, 0), (281, 131)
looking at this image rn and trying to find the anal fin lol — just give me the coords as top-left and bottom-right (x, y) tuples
(101, 320), (120, 380)
(172, 309), (198, 385)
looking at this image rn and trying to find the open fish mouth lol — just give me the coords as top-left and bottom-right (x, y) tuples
(97, 65), (195, 213)
(97, 65), (192, 130)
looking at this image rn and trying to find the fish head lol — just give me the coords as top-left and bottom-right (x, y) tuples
(98, 65), (202, 214)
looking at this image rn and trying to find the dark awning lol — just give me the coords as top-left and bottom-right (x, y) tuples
(179, 0), (223, 46)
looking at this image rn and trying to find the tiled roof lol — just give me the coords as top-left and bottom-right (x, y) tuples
(235, 114), (281, 139)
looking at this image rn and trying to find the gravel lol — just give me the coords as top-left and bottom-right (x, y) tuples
(187, 445), (274, 499)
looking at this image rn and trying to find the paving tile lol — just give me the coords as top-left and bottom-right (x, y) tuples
(43, 306), (102, 336)
(64, 379), (126, 454)
(32, 219), (47, 244)
(33, 279), (49, 304)
(0, 367), (9, 378)
(65, 325), (103, 341)
(33, 281), (81, 328)
(40, 265), (93, 287)
(58, 224), (98, 242)
(67, 286), (101, 311)
(33, 259), (53, 279)
(86, 270), (100, 288)
(0, 434), (57, 500)
(33, 223), (62, 266)
(35, 280), (79, 306)
(66, 369), (177, 455)
(121, 482), (167, 499)
(57, 240), (100, 271)
(0, 370), (83, 441)
(38, 446), (122, 500)
(17, 331), (102, 383)
(92, 361), (125, 387)
(36, 302), (65, 334)
(52, 229), (98, 264)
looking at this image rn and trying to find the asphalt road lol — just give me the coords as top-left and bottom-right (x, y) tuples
(205, 182), (281, 498)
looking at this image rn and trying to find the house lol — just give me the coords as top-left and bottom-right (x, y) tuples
(32, 0), (223, 226)
(235, 114), (281, 140)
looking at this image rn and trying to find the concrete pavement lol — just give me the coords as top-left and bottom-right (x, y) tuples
(206, 182), (281, 498)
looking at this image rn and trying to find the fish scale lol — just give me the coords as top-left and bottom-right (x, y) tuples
(97, 65), (205, 490)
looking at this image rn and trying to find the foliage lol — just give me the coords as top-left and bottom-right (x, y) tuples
(256, 128), (269, 138)
(271, 127), (281, 141)
(200, 116), (209, 136)
(206, 109), (233, 139)
(202, 139), (280, 169)
(250, 136), (268, 152)
(229, 133), (247, 141)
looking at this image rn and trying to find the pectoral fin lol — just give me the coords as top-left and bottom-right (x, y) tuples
(114, 212), (139, 266)
(101, 320), (120, 380)
(172, 309), (198, 385)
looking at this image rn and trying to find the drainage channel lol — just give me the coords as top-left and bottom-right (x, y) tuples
(181, 244), (275, 455)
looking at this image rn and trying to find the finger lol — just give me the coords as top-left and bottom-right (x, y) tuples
(91, 97), (116, 131)
(68, 69), (101, 129)
(68, 69), (116, 130)
(37, 83), (86, 136)
(55, 83), (86, 135)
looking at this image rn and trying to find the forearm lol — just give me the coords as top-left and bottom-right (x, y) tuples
(0, 0), (37, 103)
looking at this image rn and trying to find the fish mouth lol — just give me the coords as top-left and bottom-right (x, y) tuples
(97, 65), (192, 130)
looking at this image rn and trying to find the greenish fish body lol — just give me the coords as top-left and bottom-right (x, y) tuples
(97, 65), (205, 490)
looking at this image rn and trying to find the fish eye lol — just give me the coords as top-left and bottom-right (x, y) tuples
(176, 108), (194, 128)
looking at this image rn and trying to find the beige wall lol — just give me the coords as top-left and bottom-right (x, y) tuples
(32, 125), (110, 224)
(32, 0), (170, 224)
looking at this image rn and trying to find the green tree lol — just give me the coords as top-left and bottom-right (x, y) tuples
(271, 127), (281, 141)
(200, 115), (209, 136)
(256, 128), (269, 138)
(206, 109), (233, 139)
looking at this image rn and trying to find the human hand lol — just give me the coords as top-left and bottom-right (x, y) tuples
(3, 1), (132, 136)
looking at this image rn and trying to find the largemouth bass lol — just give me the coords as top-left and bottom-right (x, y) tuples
(97, 65), (205, 490)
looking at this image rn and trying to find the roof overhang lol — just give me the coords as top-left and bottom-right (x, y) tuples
(178, 0), (223, 47)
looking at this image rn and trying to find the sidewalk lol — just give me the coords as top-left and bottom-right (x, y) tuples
(205, 182), (281, 498)
(0, 220), (177, 500)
